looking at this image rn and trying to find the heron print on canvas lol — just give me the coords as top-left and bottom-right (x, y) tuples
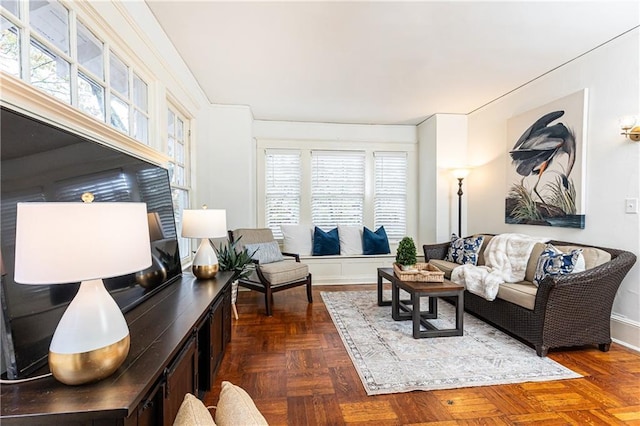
(505, 89), (587, 228)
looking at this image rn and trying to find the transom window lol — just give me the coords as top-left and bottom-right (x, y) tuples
(0, 0), (150, 144)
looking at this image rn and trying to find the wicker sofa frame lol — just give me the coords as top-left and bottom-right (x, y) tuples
(423, 238), (637, 357)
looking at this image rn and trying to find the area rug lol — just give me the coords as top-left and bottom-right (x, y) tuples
(321, 290), (581, 395)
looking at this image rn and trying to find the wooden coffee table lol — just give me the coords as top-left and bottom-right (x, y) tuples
(377, 267), (464, 339)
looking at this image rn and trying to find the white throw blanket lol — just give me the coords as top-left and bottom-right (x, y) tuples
(451, 233), (548, 301)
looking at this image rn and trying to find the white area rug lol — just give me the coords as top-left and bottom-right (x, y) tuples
(321, 290), (581, 395)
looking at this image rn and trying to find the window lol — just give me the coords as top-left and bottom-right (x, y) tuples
(260, 144), (412, 244)
(311, 151), (365, 228)
(265, 150), (301, 238)
(0, 0), (150, 143)
(374, 152), (407, 241)
(167, 105), (191, 260)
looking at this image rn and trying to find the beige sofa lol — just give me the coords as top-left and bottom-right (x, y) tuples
(423, 235), (637, 356)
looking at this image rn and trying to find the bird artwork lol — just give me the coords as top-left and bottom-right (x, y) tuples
(509, 110), (576, 203)
(506, 108), (583, 227)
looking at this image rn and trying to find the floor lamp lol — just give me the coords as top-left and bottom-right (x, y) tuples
(452, 169), (470, 237)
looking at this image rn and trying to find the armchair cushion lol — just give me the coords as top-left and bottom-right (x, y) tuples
(245, 241), (283, 264)
(313, 227), (340, 256)
(232, 228), (276, 252)
(255, 261), (309, 286)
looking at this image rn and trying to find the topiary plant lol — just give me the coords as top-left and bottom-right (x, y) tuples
(396, 236), (417, 268)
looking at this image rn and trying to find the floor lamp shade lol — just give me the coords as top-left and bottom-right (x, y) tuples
(13, 202), (152, 385)
(181, 208), (227, 279)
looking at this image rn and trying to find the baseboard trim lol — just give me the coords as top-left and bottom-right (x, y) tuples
(611, 314), (640, 352)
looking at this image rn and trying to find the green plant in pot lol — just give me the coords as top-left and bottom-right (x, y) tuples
(213, 236), (256, 281)
(396, 236), (417, 271)
(213, 237), (257, 320)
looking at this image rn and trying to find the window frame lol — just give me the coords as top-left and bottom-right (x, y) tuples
(257, 139), (417, 245)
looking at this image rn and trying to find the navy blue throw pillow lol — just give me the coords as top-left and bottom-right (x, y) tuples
(362, 226), (390, 255)
(313, 227), (340, 256)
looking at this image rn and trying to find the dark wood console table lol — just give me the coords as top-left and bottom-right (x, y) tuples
(1, 272), (233, 425)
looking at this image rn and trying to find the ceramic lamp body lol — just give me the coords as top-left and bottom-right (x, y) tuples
(49, 279), (130, 385)
(192, 238), (219, 279)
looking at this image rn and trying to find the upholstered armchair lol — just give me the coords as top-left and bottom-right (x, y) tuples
(229, 228), (312, 316)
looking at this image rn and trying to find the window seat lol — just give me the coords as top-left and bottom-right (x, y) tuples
(300, 254), (424, 285)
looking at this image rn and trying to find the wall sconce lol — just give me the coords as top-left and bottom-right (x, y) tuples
(619, 116), (640, 141)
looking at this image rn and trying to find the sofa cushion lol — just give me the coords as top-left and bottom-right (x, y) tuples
(524, 242), (547, 282)
(338, 225), (363, 255)
(445, 234), (484, 266)
(254, 260), (309, 286)
(555, 245), (610, 270)
(533, 245), (582, 286)
(428, 259), (458, 279)
(245, 241), (284, 264)
(173, 393), (215, 426)
(215, 381), (268, 426)
(475, 234), (494, 266)
(280, 224), (313, 256)
(363, 226), (391, 255)
(313, 227), (340, 256)
(496, 282), (538, 310)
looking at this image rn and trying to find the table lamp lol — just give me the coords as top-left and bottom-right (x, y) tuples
(181, 206), (227, 279)
(13, 199), (151, 385)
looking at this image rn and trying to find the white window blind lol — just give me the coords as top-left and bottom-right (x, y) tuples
(265, 150), (301, 238)
(374, 152), (407, 241)
(311, 150), (365, 228)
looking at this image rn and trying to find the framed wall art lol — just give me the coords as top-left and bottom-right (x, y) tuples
(505, 89), (588, 228)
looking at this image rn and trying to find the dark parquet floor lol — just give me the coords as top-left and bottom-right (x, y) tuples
(204, 285), (640, 425)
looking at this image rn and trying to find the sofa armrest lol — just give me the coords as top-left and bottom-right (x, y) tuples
(423, 242), (450, 262)
(533, 249), (637, 341)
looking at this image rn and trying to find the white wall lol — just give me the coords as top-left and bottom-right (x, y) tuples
(195, 105), (255, 230)
(417, 114), (469, 246)
(466, 30), (640, 344)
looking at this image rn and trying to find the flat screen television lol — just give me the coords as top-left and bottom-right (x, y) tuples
(0, 106), (182, 379)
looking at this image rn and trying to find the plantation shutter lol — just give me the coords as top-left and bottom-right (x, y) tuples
(374, 152), (407, 242)
(311, 150), (365, 228)
(265, 149), (301, 239)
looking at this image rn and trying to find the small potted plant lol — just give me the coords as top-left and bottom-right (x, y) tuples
(396, 236), (417, 271)
(214, 237), (257, 319)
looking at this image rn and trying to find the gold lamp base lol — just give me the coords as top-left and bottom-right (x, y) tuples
(49, 335), (130, 386)
(192, 263), (219, 279)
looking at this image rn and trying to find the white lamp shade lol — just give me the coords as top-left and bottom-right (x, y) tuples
(452, 168), (470, 179)
(14, 202), (152, 285)
(181, 208), (227, 238)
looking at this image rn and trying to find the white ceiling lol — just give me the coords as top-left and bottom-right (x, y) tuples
(146, 1), (639, 125)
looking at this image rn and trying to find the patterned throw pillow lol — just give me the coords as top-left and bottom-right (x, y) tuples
(244, 241), (284, 264)
(533, 244), (583, 286)
(444, 234), (484, 265)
